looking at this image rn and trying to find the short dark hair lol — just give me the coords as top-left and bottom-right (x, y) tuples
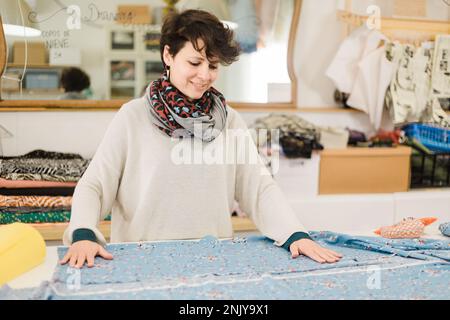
(60, 67), (91, 92)
(160, 9), (240, 67)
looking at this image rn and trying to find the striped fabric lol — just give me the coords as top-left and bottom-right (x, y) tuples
(0, 158), (90, 182)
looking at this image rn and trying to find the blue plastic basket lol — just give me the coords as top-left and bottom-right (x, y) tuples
(403, 123), (450, 153)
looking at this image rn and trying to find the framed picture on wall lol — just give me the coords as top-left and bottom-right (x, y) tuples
(111, 31), (135, 50)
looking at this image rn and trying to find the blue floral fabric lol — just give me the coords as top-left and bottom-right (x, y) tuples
(2, 232), (449, 300)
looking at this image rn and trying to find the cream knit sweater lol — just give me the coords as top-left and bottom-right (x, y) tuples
(63, 97), (308, 246)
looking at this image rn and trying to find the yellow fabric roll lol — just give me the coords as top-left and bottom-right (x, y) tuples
(0, 223), (46, 286)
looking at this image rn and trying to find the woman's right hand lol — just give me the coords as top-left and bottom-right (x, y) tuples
(59, 240), (113, 269)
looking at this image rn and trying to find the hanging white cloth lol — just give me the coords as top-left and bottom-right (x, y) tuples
(326, 26), (393, 130)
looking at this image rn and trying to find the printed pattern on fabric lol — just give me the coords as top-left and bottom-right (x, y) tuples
(0, 210), (111, 224)
(0, 206), (72, 214)
(0, 158), (90, 182)
(0, 210), (72, 224)
(0, 150), (84, 160)
(0, 187), (75, 197)
(3, 232), (448, 300)
(0, 195), (72, 207)
(146, 71), (227, 139)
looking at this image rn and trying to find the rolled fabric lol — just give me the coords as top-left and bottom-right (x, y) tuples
(0, 210), (72, 224)
(0, 223), (46, 286)
(0, 195), (72, 207)
(0, 187), (75, 197)
(0, 178), (77, 188)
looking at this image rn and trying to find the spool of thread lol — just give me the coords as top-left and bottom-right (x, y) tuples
(0, 223), (46, 286)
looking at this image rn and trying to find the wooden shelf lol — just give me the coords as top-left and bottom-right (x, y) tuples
(32, 217), (257, 241)
(7, 64), (71, 69)
(337, 9), (450, 40)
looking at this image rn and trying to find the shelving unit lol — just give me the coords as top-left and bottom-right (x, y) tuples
(104, 24), (164, 99)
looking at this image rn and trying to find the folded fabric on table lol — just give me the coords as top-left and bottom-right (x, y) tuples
(0, 158), (89, 182)
(0, 195), (72, 207)
(0, 150), (84, 160)
(0, 208), (110, 224)
(0, 178), (77, 188)
(0, 210), (72, 224)
(0, 206), (72, 214)
(0, 187), (75, 197)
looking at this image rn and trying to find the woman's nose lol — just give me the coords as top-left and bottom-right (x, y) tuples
(197, 64), (211, 81)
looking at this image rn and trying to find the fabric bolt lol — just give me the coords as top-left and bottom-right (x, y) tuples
(0, 158), (90, 182)
(2, 232), (449, 300)
(63, 98), (309, 247)
(0, 178), (77, 188)
(0, 195), (72, 207)
(0, 211), (111, 224)
(0, 206), (72, 214)
(0, 173), (81, 183)
(0, 187), (75, 197)
(0, 210), (72, 224)
(0, 150), (84, 160)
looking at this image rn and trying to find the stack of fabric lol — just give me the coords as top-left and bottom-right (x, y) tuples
(0, 150), (90, 225)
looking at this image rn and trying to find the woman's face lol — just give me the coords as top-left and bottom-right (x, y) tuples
(163, 39), (219, 100)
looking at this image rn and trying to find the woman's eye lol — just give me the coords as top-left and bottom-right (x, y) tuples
(189, 62), (200, 66)
(209, 65), (218, 70)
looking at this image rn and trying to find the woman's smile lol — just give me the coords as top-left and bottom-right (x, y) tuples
(190, 81), (209, 91)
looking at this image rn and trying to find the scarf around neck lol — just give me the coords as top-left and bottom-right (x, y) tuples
(144, 71), (228, 142)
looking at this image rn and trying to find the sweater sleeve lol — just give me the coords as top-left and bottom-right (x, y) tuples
(232, 111), (310, 247)
(62, 105), (129, 246)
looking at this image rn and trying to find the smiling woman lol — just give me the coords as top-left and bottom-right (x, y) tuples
(0, 0), (301, 110)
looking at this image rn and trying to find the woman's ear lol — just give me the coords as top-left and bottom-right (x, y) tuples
(162, 45), (172, 67)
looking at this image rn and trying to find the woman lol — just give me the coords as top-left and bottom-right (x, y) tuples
(61, 10), (342, 269)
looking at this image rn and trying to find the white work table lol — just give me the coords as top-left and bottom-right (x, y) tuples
(7, 228), (447, 290)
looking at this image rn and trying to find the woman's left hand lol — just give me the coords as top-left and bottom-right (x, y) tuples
(290, 239), (343, 264)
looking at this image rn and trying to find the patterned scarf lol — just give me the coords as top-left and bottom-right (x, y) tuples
(144, 71), (228, 142)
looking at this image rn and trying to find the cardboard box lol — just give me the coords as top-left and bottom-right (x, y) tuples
(116, 5), (152, 24)
(393, 0), (426, 18)
(319, 146), (412, 194)
(13, 41), (47, 66)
